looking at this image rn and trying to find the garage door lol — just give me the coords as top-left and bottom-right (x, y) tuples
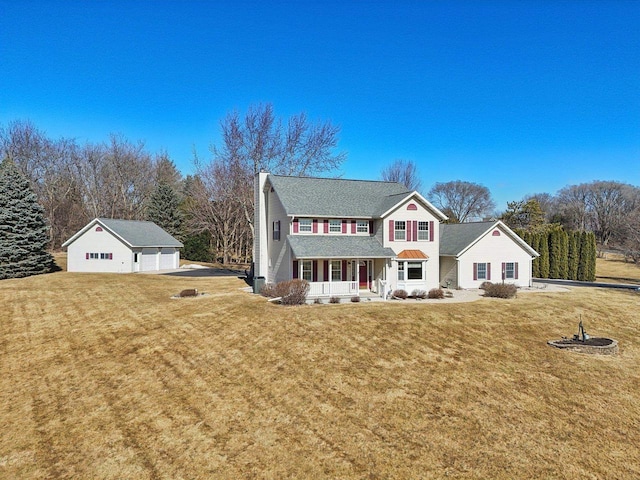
(159, 248), (176, 270)
(141, 248), (158, 271)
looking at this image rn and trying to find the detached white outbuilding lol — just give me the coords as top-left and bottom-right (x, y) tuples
(62, 218), (183, 273)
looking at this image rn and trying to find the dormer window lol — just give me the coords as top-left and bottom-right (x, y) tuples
(356, 220), (369, 233)
(329, 219), (342, 233)
(299, 218), (312, 233)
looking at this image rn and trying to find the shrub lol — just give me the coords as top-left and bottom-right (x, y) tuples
(329, 296), (340, 304)
(412, 289), (427, 299)
(483, 282), (518, 299)
(479, 281), (493, 290)
(392, 289), (408, 299)
(260, 279), (309, 305)
(351, 296), (361, 303)
(428, 288), (445, 299)
(314, 297), (323, 304)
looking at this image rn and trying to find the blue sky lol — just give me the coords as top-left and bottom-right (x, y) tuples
(1, 0), (639, 210)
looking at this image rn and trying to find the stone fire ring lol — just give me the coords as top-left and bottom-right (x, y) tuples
(547, 337), (618, 355)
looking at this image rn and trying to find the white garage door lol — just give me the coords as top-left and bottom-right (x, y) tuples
(141, 248), (158, 271)
(159, 248), (176, 270)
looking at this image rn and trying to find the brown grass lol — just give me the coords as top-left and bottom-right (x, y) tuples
(1, 268), (640, 479)
(596, 254), (640, 284)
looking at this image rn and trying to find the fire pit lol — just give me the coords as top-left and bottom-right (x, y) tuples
(548, 320), (618, 355)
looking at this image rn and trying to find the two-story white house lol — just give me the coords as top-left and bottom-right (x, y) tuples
(254, 172), (448, 298)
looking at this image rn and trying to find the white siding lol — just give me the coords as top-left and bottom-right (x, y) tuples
(382, 198), (441, 292)
(254, 172), (270, 278)
(457, 227), (534, 288)
(66, 225), (133, 273)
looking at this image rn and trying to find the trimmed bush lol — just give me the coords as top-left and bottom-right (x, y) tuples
(350, 296), (361, 303)
(479, 281), (493, 290)
(392, 289), (408, 299)
(260, 279), (309, 305)
(483, 282), (518, 299)
(428, 288), (445, 299)
(412, 289), (427, 299)
(329, 296), (340, 304)
(314, 297), (323, 304)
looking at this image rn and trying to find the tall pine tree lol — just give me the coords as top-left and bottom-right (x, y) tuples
(0, 158), (55, 279)
(567, 230), (580, 280)
(145, 182), (183, 240)
(538, 231), (550, 278)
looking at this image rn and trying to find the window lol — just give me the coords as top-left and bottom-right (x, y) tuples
(89, 252), (99, 259)
(505, 262), (515, 279)
(356, 220), (369, 233)
(407, 262), (423, 280)
(394, 221), (406, 240)
(88, 252), (112, 260)
(418, 221), (429, 240)
(301, 260), (312, 281)
(273, 220), (280, 240)
(330, 260), (342, 281)
(329, 219), (342, 233)
(398, 262), (405, 281)
(299, 218), (312, 232)
(477, 263), (487, 280)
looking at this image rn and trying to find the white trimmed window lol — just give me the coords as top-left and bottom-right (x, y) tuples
(301, 260), (312, 281)
(299, 218), (312, 233)
(407, 262), (423, 280)
(329, 219), (342, 233)
(330, 260), (342, 281)
(398, 262), (405, 281)
(505, 262), (515, 279)
(418, 221), (429, 240)
(394, 221), (406, 241)
(356, 220), (369, 233)
(273, 220), (281, 240)
(477, 263), (487, 280)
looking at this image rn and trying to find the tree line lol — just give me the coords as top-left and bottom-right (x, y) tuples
(2, 110), (639, 268)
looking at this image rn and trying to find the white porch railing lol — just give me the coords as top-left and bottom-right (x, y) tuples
(308, 281), (358, 297)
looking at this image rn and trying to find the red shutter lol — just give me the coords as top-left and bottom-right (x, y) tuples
(341, 260), (347, 281)
(351, 220), (356, 234)
(109, 253), (113, 260)
(292, 260), (299, 279)
(369, 220), (374, 234)
(389, 220), (394, 241)
(293, 219), (299, 233)
(324, 220), (329, 234)
(487, 263), (491, 281)
(413, 221), (418, 242)
(342, 220), (347, 234)
(86, 252), (89, 260)
(473, 263), (478, 281)
(312, 260), (318, 282)
(429, 221), (434, 242)
(502, 262), (506, 281)
(323, 260), (329, 281)
(312, 219), (318, 233)
(515, 262), (519, 279)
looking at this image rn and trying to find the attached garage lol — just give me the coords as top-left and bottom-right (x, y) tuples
(63, 218), (183, 273)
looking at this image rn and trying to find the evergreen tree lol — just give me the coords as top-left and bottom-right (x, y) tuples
(587, 231), (597, 282)
(548, 228), (561, 278)
(567, 231), (580, 280)
(577, 231), (590, 281)
(538, 231), (550, 278)
(0, 158), (55, 279)
(558, 228), (569, 279)
(145, 182), (183, 239)
(531, 233), (541, 278)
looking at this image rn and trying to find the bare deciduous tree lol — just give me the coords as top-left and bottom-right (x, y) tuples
(428, 180), (495, 223)
(380, 159), (422, 191)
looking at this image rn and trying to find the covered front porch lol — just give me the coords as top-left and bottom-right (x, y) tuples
(288, 235), (396, 298)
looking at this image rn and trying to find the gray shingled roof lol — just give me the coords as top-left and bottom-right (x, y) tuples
(288, 235), (396, 259)
(98, 218), (183, 248)
(439, 222), (499, 256)
(268, 175), (411, 218)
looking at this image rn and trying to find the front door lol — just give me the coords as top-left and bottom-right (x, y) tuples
(359, 261), (368, 289)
